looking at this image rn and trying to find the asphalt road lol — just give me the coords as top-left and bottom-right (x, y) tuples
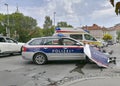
(0, 43), (120, 86)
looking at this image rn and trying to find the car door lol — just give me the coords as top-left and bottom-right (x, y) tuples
(6, 38), (20, 52)
(61, 38), (84, 60)
(42, 38), (65, 60)
(0, 37), (10, 53)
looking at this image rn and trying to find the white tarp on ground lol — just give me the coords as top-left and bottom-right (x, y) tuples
(84, 44), (109, 68)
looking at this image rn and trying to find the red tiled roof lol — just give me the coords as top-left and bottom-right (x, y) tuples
(83, 24), (103, 30)
(82, 24), (120, 31)
(115, 26), (120, 30)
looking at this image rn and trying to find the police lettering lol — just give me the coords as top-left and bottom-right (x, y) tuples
(52, 49), (74, 53)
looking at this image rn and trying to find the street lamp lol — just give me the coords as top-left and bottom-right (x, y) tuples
(4, 3), (10, 37)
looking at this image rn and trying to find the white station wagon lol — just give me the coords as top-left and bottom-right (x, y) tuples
(0, 36), (24, 55)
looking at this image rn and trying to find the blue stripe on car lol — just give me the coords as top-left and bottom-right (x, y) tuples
(25, 47), (84, 53)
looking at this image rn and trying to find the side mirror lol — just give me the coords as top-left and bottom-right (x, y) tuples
(14, 40), (18, 44)
(16, 41), (18, 44)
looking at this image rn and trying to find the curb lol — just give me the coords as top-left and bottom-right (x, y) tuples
(60, 77), (111, 86)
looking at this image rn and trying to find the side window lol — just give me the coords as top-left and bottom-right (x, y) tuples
(43, 38), (59, 45)
(70, 34), (83, 40)
(62, 38), (76, 45)
(0, 38), (5, 42)
(6, 38), (15, 43)
(29, 39), (42, 45)
(84, 34), (97, 41)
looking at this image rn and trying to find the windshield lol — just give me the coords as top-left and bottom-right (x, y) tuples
(84, 34), (97, 41)
(70, 34), (83, 40)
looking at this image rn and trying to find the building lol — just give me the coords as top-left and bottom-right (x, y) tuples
(104, 27), (117, 43)
(114, 24), (120, 31)
(82, 24), (104, 39)
(82, 24), (117, 43)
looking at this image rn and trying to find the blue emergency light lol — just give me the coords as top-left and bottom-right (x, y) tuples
(57, 33), (65, 37)
(55, 27), (61, 31)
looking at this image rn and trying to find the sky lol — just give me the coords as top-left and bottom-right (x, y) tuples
(0, 0), (120, 28)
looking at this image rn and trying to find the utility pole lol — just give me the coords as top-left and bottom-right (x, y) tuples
(53, 12), (56, 32)
(4, 3), (10, 37)
(53, 12), (56, 27)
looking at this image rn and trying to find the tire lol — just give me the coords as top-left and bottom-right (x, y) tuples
(20, 47), (23, 55)
(33, 53), (47, 65)
(85, 56), (93, 63)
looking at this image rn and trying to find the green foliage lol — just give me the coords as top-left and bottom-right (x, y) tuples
(0, 14), (6, 35)
(115, 2), (120, 15)
(117, 31), (120, 41)
(110, 0), (114, 7)
(43, 16), (52, 29)
(42, 26), (54, 36)
(0, 12), (38, 42)
(57, 21), (73, 27)
(103, 34), (112, 41)
(0, 13), (56, 42)
(110, 0), (120, 15)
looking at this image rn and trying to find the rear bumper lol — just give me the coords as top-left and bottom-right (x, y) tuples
(22, 52), (34, 61)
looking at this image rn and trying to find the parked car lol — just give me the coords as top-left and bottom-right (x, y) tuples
(107, 40), (113, 45)
(22, 37), (86, 65)
(98, 40), (108, 47)
(0, 36), (24, 55)
(102, 41), (108, 47)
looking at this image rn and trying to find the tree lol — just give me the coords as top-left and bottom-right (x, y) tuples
(0, 12), (38, 42)
(0, 14), (6, 35)
(43, 16), (52, 29)
(27, 27), (43, 38)
(9, 13), (37, 42)
(103, 34), (112, 41)
(57, 21), (73, 27)
(42, 26), (54, 36)
(0, 13), (56, 42)
(117, 31), (120, 42)
(110, 0), (120, 15)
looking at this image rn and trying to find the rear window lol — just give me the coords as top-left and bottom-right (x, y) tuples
(6, 38), (16, 43)
(70, 34), (83, 40)
(0, 37), (5, 42)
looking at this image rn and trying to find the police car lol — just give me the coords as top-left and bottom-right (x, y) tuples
(22, 37), (86, 65)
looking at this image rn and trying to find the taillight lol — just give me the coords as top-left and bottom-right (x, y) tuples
(22, 46), (27, 52)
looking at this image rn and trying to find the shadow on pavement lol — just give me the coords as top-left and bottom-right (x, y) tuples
(0, 53), (21, 58)
(47, 60), (86, 65)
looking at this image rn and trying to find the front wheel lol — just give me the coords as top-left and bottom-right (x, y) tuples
(85, 56), (93, 63)
(33, 53), (47, 65)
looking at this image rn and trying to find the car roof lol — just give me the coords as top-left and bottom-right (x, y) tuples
(29, 36), (83, 45)
(31, 36), (73, 39)
(0, 36), (6, 38)
(0, 36), (12, 38)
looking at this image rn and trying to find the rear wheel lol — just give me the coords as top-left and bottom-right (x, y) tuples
(33, 53), (47, 65)
(20, 47), (23, 55)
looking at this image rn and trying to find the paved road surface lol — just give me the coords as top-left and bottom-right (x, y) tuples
(0, 43), (119, 86)
(62, 43), (120, 86)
